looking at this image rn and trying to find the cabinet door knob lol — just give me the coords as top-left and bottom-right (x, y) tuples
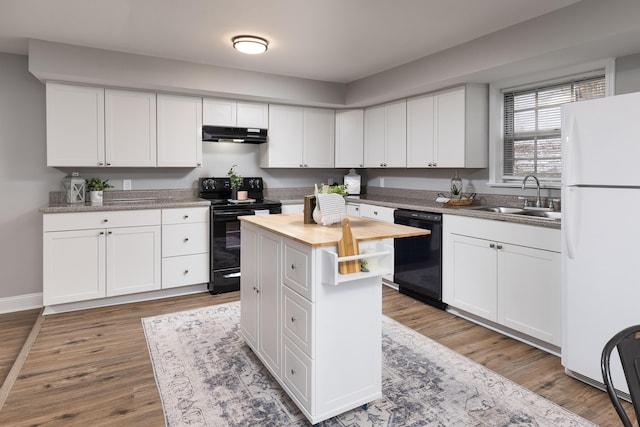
(496, 244), (503, 250)
(197, 162), (202, 167)
(291, 264), (297, 270)
(184, 237), (189, 242)
(99, 231), (105, 235)
(98, 161), (104, 166)
(183, 215), (189, 219)
(106, 162), (111, 166)
(103, 219), (108, 223)
(290, 369), (296, 375)
(108, 231), (113, 235)
(184, 270), (189, 275)
(489, 243), (495, 248)
(291, 316), (296, 323)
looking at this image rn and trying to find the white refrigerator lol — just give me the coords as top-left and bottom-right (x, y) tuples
(561, 91), (640, 395)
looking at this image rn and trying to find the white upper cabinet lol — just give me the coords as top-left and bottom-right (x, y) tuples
(157, 94), (203, 167)
(46, 83), (105, 167)
(364, 100), (406, 167)
(105, 89), (157, 167)
(47, 83), (203, 168)
(261, 104), (334, 168)
(335, 109), (364, 168)
(203, 98), (269, 128)
(407, 85), (488, 168)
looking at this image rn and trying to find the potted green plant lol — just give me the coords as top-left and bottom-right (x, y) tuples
(85, 177), (113, 204)
(227, 165), (243, 200)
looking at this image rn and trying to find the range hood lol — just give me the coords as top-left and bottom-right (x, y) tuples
(202, 125), (268, 143)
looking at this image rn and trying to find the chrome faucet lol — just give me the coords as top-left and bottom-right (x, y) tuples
(522, 175), (541, 208)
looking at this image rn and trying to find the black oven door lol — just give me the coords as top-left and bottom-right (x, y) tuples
(210, 210), (252, 294)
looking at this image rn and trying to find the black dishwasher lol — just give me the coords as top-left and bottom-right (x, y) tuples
(393, 209), (446, 310)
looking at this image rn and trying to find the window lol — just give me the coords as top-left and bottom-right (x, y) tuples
(502, 73), (606, 181)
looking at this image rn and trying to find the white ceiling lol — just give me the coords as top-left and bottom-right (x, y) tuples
(0, 0), (582, 83)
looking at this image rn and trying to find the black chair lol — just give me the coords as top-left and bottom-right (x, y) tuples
(601, 325), (640, 427)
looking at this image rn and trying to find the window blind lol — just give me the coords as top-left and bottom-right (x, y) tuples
(503, 74), (606, 180)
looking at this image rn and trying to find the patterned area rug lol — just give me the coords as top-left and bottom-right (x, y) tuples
(142, 302), (594, 426)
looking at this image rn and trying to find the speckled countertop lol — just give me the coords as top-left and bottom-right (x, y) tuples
(275, 187), (561, 230)
(41, 187), (560, 229)
(40, 189), (210, 213)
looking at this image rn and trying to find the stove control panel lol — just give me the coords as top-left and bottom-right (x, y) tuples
(199, 177), (266, 201)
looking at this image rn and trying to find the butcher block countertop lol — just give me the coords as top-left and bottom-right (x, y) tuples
(240, 213), (429, 247)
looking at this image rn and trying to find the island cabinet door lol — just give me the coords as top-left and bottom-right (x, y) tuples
(240, 225), (259, 350)
(258, 232), (282, 376)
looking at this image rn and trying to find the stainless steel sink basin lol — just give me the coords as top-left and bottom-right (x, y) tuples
(470, 206), (526, 214)
(469, 206), (561, 221)
(516, 210), (562, 220)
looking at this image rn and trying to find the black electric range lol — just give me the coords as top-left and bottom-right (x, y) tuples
(198, 177), (282, 294)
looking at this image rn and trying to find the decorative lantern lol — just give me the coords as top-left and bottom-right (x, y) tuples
(62, 172), (85, 204)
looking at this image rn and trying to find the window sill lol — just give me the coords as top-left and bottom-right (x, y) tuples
(486, 182), (561, 190)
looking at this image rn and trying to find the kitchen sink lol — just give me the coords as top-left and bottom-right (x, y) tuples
(516, 210), (562, 220)
(469, 206), (526, 214)
(468, 206), (561, 221)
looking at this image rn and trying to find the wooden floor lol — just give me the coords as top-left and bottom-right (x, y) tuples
(0, 287), (629, 426)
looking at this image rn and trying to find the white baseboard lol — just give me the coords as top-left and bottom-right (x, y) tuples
(42, 284), (208, 315)
(0, 293), (43, 314)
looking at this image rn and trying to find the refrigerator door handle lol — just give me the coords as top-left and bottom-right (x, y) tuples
(564, 187), (577, 259)
(563, 114), (577, 186)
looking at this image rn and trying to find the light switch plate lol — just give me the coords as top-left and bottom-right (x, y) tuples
(123, 179), (132, 190)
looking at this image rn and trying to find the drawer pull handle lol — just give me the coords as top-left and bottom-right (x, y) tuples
(184, 270), (189, 275)
(489, 243), (495, 248)
(184, 238), (189, 242)
(291, 316), (296, 323)
(291, 369), (296, 375)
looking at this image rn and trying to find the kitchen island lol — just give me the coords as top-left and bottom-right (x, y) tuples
(238, 213), (428, 424)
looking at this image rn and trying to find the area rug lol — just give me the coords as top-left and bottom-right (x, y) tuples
(142, 302), (594, 426)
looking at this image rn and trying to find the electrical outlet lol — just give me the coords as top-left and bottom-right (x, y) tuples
(123, 179), (132, 190)
(380, 178), (385, 187)
(328, 178), (334, 185)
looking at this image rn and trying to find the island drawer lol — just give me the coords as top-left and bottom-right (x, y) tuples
(282, 335), (312, 412)
(283, 287), (314, 358)
(283, 240), (313, 301)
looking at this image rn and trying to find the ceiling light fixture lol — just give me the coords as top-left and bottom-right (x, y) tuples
(232, 35), (268, 55)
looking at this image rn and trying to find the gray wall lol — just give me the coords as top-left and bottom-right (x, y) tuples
(0, 53), (59, 301)
(616, 52), (640, 95)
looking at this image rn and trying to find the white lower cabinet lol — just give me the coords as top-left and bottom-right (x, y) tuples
(346, 202), (360, 216)
(43, 210), (161, 305)
(443, 215), (561, 347)
(240, 223), (282, 375)
(161, 207), (209, 289)
(240, 221), (382, 424)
